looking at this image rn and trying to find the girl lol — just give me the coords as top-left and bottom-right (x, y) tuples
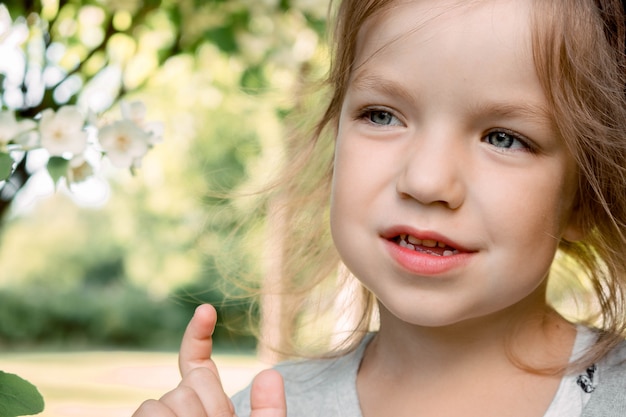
(133, 0), (626, 416)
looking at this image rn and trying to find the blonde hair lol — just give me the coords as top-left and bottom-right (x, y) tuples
(255, 0), (626, 365)
(532, 0), (626, 364)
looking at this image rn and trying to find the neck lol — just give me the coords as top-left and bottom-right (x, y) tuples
(365, 296), (576, 379)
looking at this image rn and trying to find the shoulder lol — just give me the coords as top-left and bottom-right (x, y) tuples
(231, 355), (360, 417)
(597, 337), (626, 387)
(581, 337), (626, 417)
(232, 335), (373, 417)
(596, 336), (626, 387)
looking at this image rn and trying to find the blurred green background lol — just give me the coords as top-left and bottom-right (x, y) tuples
(0, 0), (592, 360)
(0, 1), (595, 415)
(0, 0), (331, 354)
(0, 0), (592, 357)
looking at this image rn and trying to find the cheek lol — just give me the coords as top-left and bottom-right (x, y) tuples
(329, 140), (365, 222)
(329, 163), (358, 233)
(495, 159), (576, 231)
(329, 180), (356, 274)
(485, 172), (573, 266)
(329, 140), (376, 258)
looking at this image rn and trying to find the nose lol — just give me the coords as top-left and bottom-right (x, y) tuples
(396, 133), (466, 210)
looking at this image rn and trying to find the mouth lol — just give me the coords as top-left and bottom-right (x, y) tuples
(392, 234), (460, 257)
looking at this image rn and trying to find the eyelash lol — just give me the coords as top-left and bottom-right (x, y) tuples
(482, 129), (536, 153)
(355, 107), (403, 127)
(354, 107), (537, 153)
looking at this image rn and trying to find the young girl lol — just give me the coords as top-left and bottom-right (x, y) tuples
(133, 0), (626, 416)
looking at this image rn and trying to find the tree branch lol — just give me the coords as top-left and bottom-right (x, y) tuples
(0, 156), (30, 223)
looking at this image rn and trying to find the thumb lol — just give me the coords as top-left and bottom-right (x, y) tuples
(179, 304), (219, 377)
(249, 369), (287, 417)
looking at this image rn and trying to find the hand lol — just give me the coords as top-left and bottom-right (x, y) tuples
(132, 304), (287, 417)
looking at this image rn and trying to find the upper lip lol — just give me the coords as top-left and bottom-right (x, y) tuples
(380, 225), (474, 253)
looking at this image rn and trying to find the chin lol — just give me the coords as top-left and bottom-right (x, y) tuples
(381, 300), (509, 330)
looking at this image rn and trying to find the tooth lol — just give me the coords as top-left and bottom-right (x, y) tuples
(399, 240), (409, 248)
(438, 241), (446, 248)
(422, 239), (437, 248)
(407, 235), (422, 245)
(407, 244), (415, 250)
(400, 234), (407, 242)
(443, 250), (454, 256)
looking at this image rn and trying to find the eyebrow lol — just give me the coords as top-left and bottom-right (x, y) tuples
(350, 72), (555, 126)
(349, 72), (417, 105)
(469, 102), (555, 126)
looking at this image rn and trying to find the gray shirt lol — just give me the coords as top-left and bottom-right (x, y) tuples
(232, 329), (626, 417)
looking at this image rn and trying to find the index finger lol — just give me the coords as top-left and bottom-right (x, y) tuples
(178, 303), (219, 377)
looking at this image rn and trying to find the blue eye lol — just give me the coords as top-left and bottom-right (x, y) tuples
(362, 109), (402, 126)
(483, 130), (529, 151)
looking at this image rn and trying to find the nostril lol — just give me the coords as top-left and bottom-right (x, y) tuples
(395, 159), (465, 209)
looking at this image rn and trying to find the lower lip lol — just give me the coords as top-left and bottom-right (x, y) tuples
(383, 239), (474, 276)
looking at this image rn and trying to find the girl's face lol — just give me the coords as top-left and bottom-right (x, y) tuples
(330, 0), (581, 328)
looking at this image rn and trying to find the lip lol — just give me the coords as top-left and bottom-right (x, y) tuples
(381, 226), (476, 276)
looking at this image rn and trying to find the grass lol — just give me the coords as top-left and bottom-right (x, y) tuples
(0, 350), (263, 417)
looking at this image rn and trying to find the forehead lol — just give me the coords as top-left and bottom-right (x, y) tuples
(347, 0), (548, 114)
(353, 0), (534, 68)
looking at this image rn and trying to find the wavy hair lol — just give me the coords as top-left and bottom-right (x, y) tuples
(531, 0), (626, 366)
(258, 0), (626, 367)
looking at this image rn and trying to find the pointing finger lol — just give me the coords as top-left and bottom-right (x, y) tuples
(179, 304), (219, 378)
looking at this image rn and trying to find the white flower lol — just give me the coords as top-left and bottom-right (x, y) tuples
(0, 111), (36, 146)
(98, 120), (150, 168)
(67, 155), (94, 183)
(121, 100), (163, 145)
(143, 121), (164, 145)
(0, 4), (12, 41)
(13, 130), (40, 150)
(0, 4), (27, 46)
(39, 106), (88, 156)
(121, 100), (147, 125)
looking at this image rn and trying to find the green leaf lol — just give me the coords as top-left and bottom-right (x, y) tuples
(204, 26), (238, 53)
(46, 156), (69, 186)
(0, 153), (14, 181)
(0, 371), (45, 417)
(240, 65), (267, 93)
